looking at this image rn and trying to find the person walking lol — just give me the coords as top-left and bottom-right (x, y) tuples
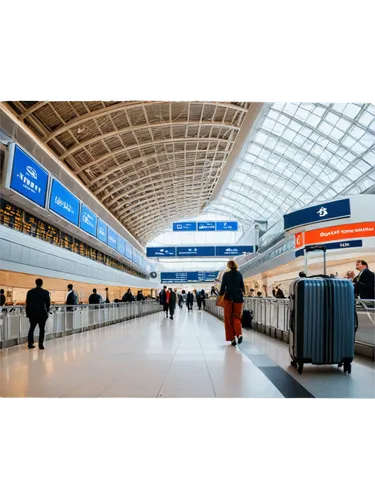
(159, 285), (169, 318)
(89, 288), (102, 304)
(105, 287), (110, 303)
(200, 289), (206, 310)
(195, 289), (202, 310)
(122, 288), (135, 302)
(26, 278), (50, 349)
(0, 289), (6, 307)
(186, 291), (194, 310)
(65, 284), (78, 310)
(168, 288), (177, 320)
(219, 260), (245, 346)
(136, 290), (145, 301)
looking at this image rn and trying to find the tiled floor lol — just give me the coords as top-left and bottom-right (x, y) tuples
(0, 308), (374, 398)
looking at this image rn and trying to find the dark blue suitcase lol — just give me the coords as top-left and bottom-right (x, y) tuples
(289, 245), (355, 374)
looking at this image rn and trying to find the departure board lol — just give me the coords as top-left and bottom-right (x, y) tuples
(23, 212), (46, 240)
(89, 247), (97, 261)
(97, 251), (105, 264)
(0, 198), (148, 279)
(0, 199), (23, 232)
(45, 223), (60, 246)
(60, 231), (74, 251)
(77, 240), (88, 258)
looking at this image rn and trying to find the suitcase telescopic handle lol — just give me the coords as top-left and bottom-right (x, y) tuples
(305, 245), (326, 253)
(304, 245), (327, 276)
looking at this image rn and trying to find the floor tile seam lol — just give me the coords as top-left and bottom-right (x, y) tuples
(155, 339), (183, 398)
(195, 319), (217, 397)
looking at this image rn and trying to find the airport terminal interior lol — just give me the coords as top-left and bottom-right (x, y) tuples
(1, 100), (374, 399)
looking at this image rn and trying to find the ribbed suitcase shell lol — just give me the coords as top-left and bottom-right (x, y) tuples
(289, 277), (355, 369)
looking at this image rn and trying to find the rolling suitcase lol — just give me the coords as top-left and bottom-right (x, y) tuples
(289, 245), (355, 374)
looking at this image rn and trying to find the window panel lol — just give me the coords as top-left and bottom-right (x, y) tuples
(363, 151), (375, 165)
(350, 126), (365, 140)
(255, 131), (268, 145)
(330, 128), (345, 141)
(305, 114), (321, 127)
(354, 159), (372, 174)
(326, 112), (340, 126)
(273, 123), (286, 135)
(358, 111), (374, 127)
(359, 132), (375, 148)
(357, 178), (374, 191)
(346, 167), (362, 181)
(352, 142), (367, 155)
(343, 103), (361, 119)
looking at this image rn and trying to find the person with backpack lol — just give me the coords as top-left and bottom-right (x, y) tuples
(136, 290), (145, 301)
(122, 288), (135, 302)
(89, 288), (102, 304)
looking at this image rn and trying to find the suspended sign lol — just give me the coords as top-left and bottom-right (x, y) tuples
(284, 199), (351, 231)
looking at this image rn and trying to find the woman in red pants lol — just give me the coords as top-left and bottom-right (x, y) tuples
(219, 260), (245, 346)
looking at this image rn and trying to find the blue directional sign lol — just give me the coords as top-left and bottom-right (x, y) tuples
(160, 271), (219, 283)
(215, 245), (255, 256)
(172, 222), (197, 231)
(216, 221), (238, 231)
(146, 247), (176, 257)
(197, 221), (216, 231)
(79, 204), (97, 237)
(49, 179), (80, 226)
(10, 145), (49, 208)
(284, 199), (351, 231)
(108, 227), (117, 250)
(177, 246), (216, 257)
(97, 219), (108, 244)
(116, 235), (126, 256)
(295, 239), (363, 257)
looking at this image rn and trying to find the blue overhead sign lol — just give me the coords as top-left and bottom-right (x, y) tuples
(10, 145), (49, 208)
(173, 221), (239, 231)
(215, 245), (255, 256)
(116, 235), (126, 256)
(108, 227), (117, 250)
(49, 179), (80, 226)
(97, 219), (108, 244)
(79, 204), (97, 237)
(177, 246), (216, 257)
(198, 221), (216, 231)
(160, 271), (219, 283)
(146, 247), (176, 258)
(284, 199), (351, 231)
(125, 241), (133, 260)
(216, 221), (238, 231)
(172, 222), (197, 231)
(295, 239), (363, 257)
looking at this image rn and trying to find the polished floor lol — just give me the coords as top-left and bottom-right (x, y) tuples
(1, 307), (374, 398)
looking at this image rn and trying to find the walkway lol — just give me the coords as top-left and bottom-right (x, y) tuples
(1, 308), (374, 398)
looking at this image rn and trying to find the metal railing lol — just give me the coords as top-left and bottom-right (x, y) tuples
(0, 301), (162, 349)
(205, 297), (375, 358)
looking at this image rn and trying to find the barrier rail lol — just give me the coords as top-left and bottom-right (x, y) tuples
(0, 301), (162, 349)
(205, 297), (375, 359)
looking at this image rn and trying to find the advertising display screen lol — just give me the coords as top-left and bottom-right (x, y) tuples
(9, 145), (49, 208)
(108, 227), (117, 250)
(117, 236), (126, 256)
(79, 204), (97, 237)
(0, 199), (23, 232)
(125, 241), (133, 260)
(49, 179), (80, 226)
(97, 219), (108, 244)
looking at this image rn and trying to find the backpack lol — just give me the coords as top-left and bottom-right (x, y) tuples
(72, 292), (79, 305)
(242, 310), (253, 328)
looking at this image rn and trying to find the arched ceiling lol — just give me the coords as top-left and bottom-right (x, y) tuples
(5, 101), (250, 245)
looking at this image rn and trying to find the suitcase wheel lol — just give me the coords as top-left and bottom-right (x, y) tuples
(297, 363), (303, 374)
(343, 362), (352, 375)
(338, 362), (343, 368)
(290, 360), (297, 367)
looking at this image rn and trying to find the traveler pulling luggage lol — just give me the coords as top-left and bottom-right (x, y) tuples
(289, 245), (355, 375)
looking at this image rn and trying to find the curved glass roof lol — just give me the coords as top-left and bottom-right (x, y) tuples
(209, 102), (375, 229)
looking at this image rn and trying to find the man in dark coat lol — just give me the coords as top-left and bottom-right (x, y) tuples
(26, 278), (50, 349)
(89, 288), (102, 304)
(352, 260), (375, 300)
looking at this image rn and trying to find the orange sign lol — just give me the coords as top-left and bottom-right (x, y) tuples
(295, 232), (304, 248)
(302, 221), (375, 246)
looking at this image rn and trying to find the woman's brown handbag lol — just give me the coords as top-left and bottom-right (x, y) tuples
(216, 293), (226, 307)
